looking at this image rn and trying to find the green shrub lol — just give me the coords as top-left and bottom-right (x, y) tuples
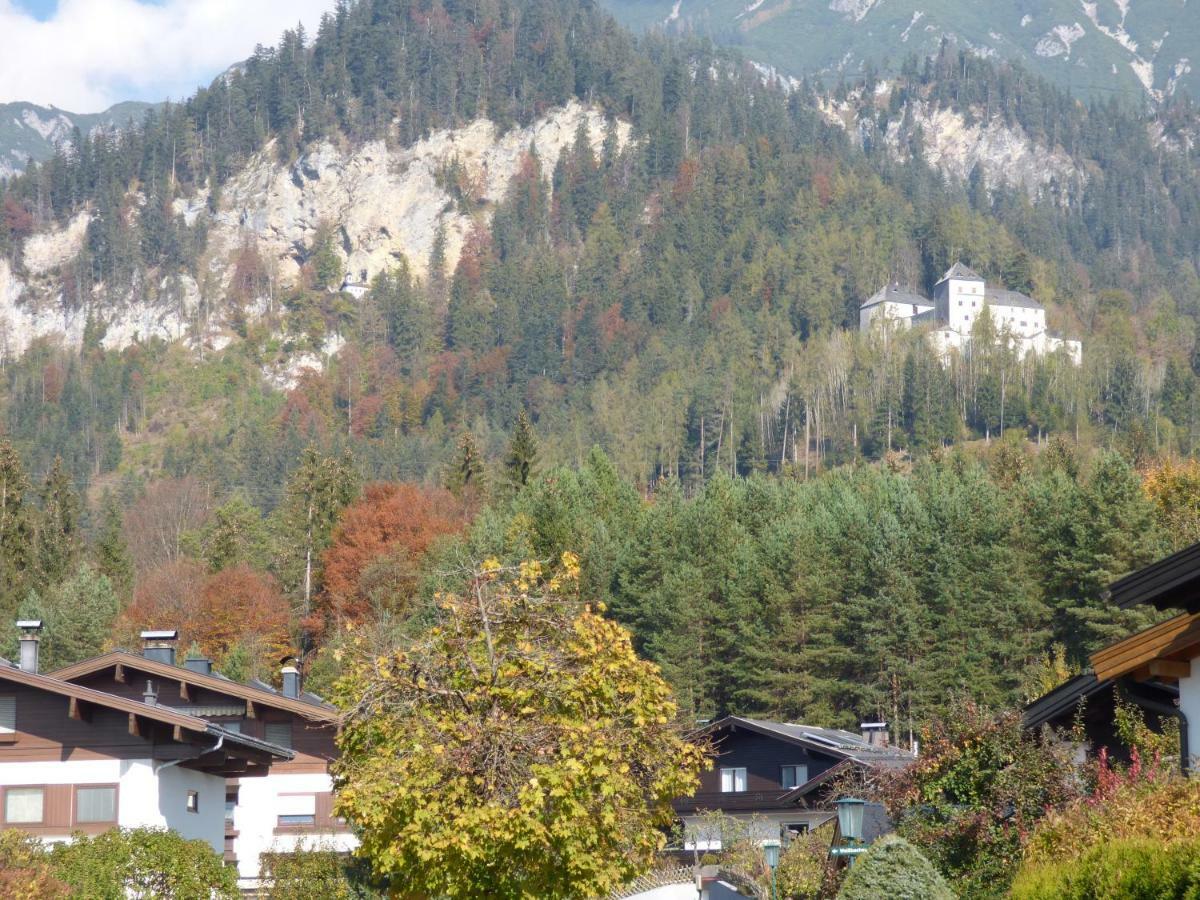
(1011, 837), (1200, 900)
(836, 835), (956, 900)
(48, 827), (238, 899)
(261, 841), (383, 899)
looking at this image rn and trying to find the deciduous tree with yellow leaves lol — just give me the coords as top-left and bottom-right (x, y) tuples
(331, 553), (709, 899)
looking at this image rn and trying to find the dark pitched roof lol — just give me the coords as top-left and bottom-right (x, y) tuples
(938, 262), (984, 283)
(704, 717), (915, 768)
(1022, 672), (1107, 731)
(861, 283), (933, 310)
(986, 288), (1044, 311)
(51, 651), (338, 722)
(1104, 543), (1200, 612)
(0, 662), (293, 764)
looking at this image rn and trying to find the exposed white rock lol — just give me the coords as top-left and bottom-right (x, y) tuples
(828, 0), (879, 23)
(880, 101), (1081, 200)
(2, 102), (628, 372)
(210, 100), (627, 288)
(901, 11), (925, 42)
(23, 211), (90, 276)
(1035, 23), (1086, 59)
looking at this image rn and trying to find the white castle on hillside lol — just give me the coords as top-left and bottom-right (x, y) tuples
(859, 263), (1082, 364)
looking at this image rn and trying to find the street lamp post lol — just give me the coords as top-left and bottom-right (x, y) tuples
(830, 797), (868, 867)
(763, 840), (780, 900)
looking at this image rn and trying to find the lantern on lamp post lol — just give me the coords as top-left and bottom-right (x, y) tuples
(830, 797), (868, 866)
(762, 840), (781, 900)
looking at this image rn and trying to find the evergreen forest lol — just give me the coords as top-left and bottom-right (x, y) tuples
(0, 0), (1199, 731)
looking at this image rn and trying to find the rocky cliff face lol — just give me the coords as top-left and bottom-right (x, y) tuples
(820, 87), (1084, 201)
(0, 101), (626, 369)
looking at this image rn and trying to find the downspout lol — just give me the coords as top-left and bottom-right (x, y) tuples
(154, 734), (225, 774)
(1132, 696), (1189, 777)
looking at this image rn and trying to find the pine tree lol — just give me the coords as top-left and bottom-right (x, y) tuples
(446, 433), (486, 498)
(0, 439), (32, 616)
(94, 493), (133, 599)
(276, 447), (359, 624)
(504, 412), (538, 490)
(35, 457), (82, 589)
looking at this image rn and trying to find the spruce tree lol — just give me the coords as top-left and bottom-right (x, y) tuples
(35, 457), (82, 589)
(94, 494), (133, 600)
(0, 440), (32, 616)
(446, 433), (486, 498)
(276, 447), (359, 623)
(504, 411), (538, 490)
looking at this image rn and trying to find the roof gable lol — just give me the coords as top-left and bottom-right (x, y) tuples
(938, 262), (984, 283)
(51, 651), (337, 722)
(700, 716), (914, 767)
(0, 663), (292, 767)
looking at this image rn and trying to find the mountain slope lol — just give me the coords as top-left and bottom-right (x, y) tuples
(601, 0), (1199, 101)
(0, 101), (153, 179)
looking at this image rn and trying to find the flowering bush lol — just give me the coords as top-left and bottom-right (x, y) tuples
(874, 700), (1082, 899)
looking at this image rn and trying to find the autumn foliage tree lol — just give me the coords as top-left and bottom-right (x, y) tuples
(333, 554), (709, 899)
(319, 482), (465, 628)
(117, 560), (291, 674)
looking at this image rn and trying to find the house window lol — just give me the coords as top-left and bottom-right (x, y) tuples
(5, 787), (44, 824)
(186, 790), (199, 814)
(225, 791), (238, 825)
(277, 794), (316, 827)
(780, 765), (809, 789)
(265, 722), (292, 749)
(720, 767), (747, 793)
(76, 786), (117, 823)
(784, 822), (810, 836)
(0, 695), (15, 739)
(218, 721), (241, 734)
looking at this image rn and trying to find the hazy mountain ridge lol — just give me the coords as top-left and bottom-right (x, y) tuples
(602, 0), (1199, 102)
(0, 101), (153, 180)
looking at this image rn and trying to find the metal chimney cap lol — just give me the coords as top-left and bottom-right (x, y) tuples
(140, 630), (178, 641)
(281, 664), (300, 674)
(16, 620), (43, 631)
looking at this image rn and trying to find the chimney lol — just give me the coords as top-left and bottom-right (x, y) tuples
(281, 659), (301, 699)
(140, 630), (178, 666)
(16, 621), (42, 674)
(183, 655), (212, 675)
(143, 679), (158, 706)
(860, 722), (889, 748)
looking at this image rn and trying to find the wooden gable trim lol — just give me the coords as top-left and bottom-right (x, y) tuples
(1092, 613), (1200, 681)
(51, 652), (337, 723)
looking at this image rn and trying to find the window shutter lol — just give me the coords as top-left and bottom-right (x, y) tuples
(265, 722), (292, 749)
(0, 696), (15, 734)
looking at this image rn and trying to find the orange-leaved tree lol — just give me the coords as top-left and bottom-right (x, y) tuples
(319, 482), (466, 627)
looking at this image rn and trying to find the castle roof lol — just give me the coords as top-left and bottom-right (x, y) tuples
(861, 282), (933, 309)
(986, 287), (1044, 311)
(938, 262), (984, 283)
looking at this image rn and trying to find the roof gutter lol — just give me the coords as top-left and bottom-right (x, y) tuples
(155, 733), (224, 774)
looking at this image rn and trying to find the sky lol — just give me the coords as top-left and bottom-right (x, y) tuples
(0, 0), (336, 112)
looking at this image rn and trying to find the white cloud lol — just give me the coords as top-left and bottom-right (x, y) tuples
(0, 0), (336, 112)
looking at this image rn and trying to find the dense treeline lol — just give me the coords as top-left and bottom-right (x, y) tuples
(0, 0), (1197, 495)
(0, 0), (1196, 741)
